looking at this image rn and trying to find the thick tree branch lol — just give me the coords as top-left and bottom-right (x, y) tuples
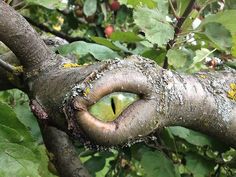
(25, 54), (236, 149)
(57, 56), (236, 148)
(42, 126), (90, 177)
(0, 1), (54, 73)
(1, 2), (236, 175)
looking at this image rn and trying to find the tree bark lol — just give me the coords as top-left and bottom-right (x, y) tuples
(42, 126), (90, 177)
(1, 1), (236, 176)
(62, 56), (236, 148)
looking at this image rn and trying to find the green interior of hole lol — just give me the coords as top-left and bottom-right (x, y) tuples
(88, 92), (139, 122)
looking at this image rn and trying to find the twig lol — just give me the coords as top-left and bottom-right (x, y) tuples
(163, 0), (196, 69)
(0, 58), (21, 74)
(168, 0), (178, 19)
(42, 126), (91, 177)
(23, 16), (90, 43)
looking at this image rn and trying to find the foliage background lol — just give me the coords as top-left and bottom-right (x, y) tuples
(1, 0), (236, 176)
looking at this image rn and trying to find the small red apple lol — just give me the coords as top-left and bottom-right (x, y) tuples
(109, 0), (120, 11)
(104, 25), (114, 37)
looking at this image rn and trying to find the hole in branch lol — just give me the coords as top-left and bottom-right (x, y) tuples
(88, 92), (139, 122)
(111, 97), (116, 115)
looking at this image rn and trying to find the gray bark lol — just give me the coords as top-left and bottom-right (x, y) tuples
(1, 1), (236, 176)
(63, 56), (236, 148)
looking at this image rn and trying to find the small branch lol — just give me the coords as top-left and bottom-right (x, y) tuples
(0, 58), (16, 73)
(168, 0), (178, 19)
(0, 58), (23, 75)
(24, 16), (90, 43)
(42, 126), (91, 177)
(163, 0), (196, 69)
(174, 0), (196, 36)
(0, 52), (25, 91)
(0, 1), (53, 73)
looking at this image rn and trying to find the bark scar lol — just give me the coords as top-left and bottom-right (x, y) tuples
(30, 99), (48, 119)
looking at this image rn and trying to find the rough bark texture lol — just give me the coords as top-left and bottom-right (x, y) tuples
(1, 1), (236, 176)
(0, 2), (90, 176)
(63, 56), (236, 148)
(0, 1), (54, 73)
(42, 126), (90, 177)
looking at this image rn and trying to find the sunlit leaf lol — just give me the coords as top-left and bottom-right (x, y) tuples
(202, 22), (232, 51)
(134, 7), (174, 47)
(83, 0), (97, 17)
(57, 41), (120, 60)
(119, 0), (157, 8)
(91, 37), (121, 51)
(110, 31), (143, 42)
(167, 49), (188, 69)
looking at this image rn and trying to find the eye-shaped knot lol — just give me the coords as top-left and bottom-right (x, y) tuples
(64, 59), (160, 148)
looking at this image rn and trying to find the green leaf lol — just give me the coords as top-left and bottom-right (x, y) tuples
(167, 126), (213, 147)
(185, 153), (215, 177)
(155, 0), (169, 15)
(14, 102), (42, 141)
(176, 0), (190, 16)
(134, 7), (174, 47)
(0, 143), (56, 177)
(142, 49), (166, 65)
(226, 58), (236, 69)
(25, 0), (66, 9)
(0, 101), (33, 142)
(0, 124), (25, 143)
(83, 0), (97, 17)
(119, 0), (157, 8)
(166, 49), (188, 69)
(0, 100), (56, 177)
(57, 41), (120, 60)
(232, 35), (236, 57)
(0, 90), (41, 142)
(110, 31), (143, 42)
(191, 48), (212, 65)
(185, 48), (213, 73)
(201, 10), (236, 35)
(225, 0), (236, 10)
(202, 22), (232, 51)
(91, 37), (121, 51)
(84, 156), (106, 174)
(141, 151), (180, 177)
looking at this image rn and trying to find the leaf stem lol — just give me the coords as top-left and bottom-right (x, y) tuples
(163, 0), (196, 69)
(168, 0), (179, 19)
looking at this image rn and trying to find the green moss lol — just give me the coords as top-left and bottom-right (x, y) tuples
(227, 83), (236, 101)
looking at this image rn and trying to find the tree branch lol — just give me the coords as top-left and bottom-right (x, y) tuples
(0, 56), (23, 75)
(24, 16), (90, 43)
(0, 1), (54, 73)
(0, 58), (16, 73)
(59, 56), (236, 148)
(42, 126), (90, 177)
(0, 52), (25, 91)
(163, 0), (196, 69)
